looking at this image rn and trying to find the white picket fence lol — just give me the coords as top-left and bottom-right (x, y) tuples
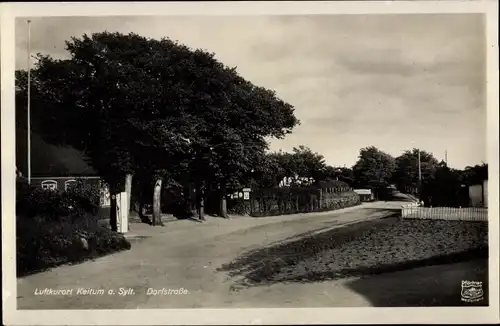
(401, 204), (488, 222)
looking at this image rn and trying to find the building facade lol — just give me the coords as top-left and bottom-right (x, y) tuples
(468, 179), (488, 208)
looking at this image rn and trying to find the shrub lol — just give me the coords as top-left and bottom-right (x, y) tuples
(17, 214), (131, 277)
(228, 199), (252, 215)
(16, 179), (101, 220)
(66, 179), (101, 215)
(16, 178), (130, 276)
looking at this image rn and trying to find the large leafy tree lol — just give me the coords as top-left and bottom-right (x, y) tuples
(16, 32), (299, 224)
(421, 163), (466, 207)
(392, 148), (439, 194)
(167, 50), (299, 218)
(255, 146), (327, 188)
(352, 146), (396, 190)
(16, 33), (207, 226)
(288, 146), (327, 183)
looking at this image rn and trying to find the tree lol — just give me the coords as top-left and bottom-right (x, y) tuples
(421, 163), (465, 207)
(392, 149), (439, 194)
(288, 146), (327, 184)
(16, 51), (137, 229)
(172, 53), (299, 218)
(352, 146), (396, 192)
(247, 152), (285, 189)
(16, 33), (207, 227)
(254, 146), (326, 188)
(322, 166), (354, 185)
(461, 163), (488, 185)
(17, 31), (299, 225)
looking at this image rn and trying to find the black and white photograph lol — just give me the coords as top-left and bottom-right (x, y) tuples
(2, 1), (499, 325)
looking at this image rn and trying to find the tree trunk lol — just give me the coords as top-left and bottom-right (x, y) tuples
(108, 181), (119, 231)
(125, 173), (133, 222)
(110, 193), (117, 231)
(219, 184), (228, 218)
(152, 178), (164, 226)
(319, 188), (324, 209)
(138, 201), (145, 219)
(197, 185), (205, 221)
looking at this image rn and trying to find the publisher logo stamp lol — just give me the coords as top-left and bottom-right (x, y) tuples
(461, 280), (484, 302)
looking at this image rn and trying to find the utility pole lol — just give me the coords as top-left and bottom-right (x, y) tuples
(27, 19), (32, 185)
(417, 149), (422, 198)
(445, 150), (448, 166)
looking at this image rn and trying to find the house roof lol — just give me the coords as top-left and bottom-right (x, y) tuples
(16, 131), (98, 178)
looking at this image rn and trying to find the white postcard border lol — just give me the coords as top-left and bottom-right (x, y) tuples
(1, 1), (499, 325)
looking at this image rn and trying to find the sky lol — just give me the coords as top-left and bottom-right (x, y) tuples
(15, 14), (487, 169)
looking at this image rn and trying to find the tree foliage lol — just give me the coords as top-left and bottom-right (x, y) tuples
(253, 146), (327, 188)
(420, 164), (468, 207)
(16, 31), (299, 222)
(392, 149), (439, 193)
(322, 166), (355, 185)
(352, 146), (396, 188)
(460, 163), (488, 185)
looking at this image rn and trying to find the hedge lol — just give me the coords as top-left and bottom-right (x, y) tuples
(227, 187), (361, 217)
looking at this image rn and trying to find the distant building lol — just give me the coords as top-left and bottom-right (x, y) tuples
(353, 189), (374, 202)
(469, 179), (488, 208)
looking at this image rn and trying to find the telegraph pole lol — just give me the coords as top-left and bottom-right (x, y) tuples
(445, 150), (448, 166)
(417, 149), (422, 198)
(27, 19), (32, 185)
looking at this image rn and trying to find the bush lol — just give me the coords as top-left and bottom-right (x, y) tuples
(66, 179), (101, 214)
(16, 179), (101, 220)
(228, 199), (252, 215)
(16, 178), (130, 276)
(17, 214), (131, 277)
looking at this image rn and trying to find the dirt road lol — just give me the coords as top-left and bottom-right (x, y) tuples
(18, 201), (481, 309)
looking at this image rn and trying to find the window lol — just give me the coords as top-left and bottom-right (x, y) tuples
(65, 179), (77, 191)
(41, 180), (58, 191)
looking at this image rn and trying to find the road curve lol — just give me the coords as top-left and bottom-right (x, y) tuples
(17, 202), (405, 309)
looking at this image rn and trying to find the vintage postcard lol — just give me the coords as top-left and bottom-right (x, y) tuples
(1, 1), (499, 325)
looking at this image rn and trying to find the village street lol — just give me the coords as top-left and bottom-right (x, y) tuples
(17, 200), (485, 309)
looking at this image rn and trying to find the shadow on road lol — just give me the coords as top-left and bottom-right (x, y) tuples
(218, 212), (488, 294)
(218, 215), (401, 286)
(345, 258), (489, 307)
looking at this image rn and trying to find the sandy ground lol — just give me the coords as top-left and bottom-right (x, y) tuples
(17, 201), (486, 309)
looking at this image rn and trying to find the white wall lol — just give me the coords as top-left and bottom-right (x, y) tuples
(469, 184), (483, 207)
(483, 180), (488, 208)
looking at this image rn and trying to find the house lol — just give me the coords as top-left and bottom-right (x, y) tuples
(469, 179), (488, 208)
(353, 189), (374, 202)
(29, 176), (111, 208)
(31, 175), (100, 191)
(16, 131), (110, 208)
